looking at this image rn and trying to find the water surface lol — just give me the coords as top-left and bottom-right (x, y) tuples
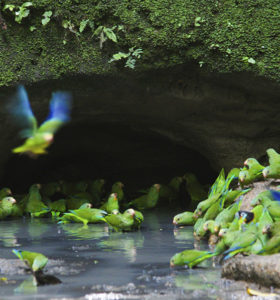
(0, 211), (223, 299)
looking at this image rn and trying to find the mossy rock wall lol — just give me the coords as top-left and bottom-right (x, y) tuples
(0, 0), (279, 86)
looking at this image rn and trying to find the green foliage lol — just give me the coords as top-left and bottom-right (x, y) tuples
(41, 11), (52, 26)
(110, 47), (143, 69)
(4, 2), (33, 24)
(0, 0), (279, 85)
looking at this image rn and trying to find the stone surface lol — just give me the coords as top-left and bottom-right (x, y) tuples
(222, 254), (280, 288)
(0, 68), (280, 192)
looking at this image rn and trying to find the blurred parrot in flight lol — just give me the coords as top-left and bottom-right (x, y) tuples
(9, 85), (72, 157)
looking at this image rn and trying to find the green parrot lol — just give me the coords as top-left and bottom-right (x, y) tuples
(0, 197), (17, 219)
(193, 192), (222, 218)
(104, 208), (136, 232)
(49, 199), (67, 215)
(184, 173), (207, 207)
(223, 223), (259, 260)
(0, 187), (12, 199)
(12, 249), (48, 272)
(9, 85), (72, 157)
(193, 218), (204, 236)
(59, 204), (107, 225)
(10, 202), (24, 218)
(173, 211), (195, 226)
(129, 209), (144, 229)
(170, 249), (216, 268)
(259, 221), (280, 254)
(40, 182), (60, 198)
(251, 205), (264, 223)
(127, 184), (161, 210)
(100, 193), (119, 213)
(208, 169), (226, 197)
(194, 217), (207, 238)
(223, 188), (250, 207)
(25, 184), (49, 217)
(111, 182), (125, 203)
(263, 148), (280, 179)
(88, 179), (105, 205)
(203, 220), (216, 234)
(226, 168), (240, 180)
(250, 190), (272, 207)
(244, 158), (264, 178)
(213, 200), (242, 232)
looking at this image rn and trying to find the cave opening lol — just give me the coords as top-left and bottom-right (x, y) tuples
(1, 121), (217, 207)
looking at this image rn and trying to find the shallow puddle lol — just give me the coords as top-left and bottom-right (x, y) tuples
(0, 211), (224, 299)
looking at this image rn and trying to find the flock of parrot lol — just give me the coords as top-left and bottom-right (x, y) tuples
(170, 148), (280, 268)
(4, 85), (280, 288)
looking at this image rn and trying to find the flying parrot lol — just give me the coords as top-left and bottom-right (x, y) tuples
(9, 85), (72, 157)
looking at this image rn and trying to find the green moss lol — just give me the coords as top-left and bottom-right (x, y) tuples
(0, 0), (279, 86)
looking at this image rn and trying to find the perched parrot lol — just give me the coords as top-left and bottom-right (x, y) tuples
(263, 148), (280, 179)
(203, 220), (216, 234)
(223, 224), (259, 260)
(127, 184), (160, 210)
(0, 187), (12, 199)
(170, 249), (215, 268)
(244, 158), (264, 179)
(25, 184), (49, 216)
(223, 188), (250, 207)
(259, 221), (280, 254)
(194, 193), (222, 218)
(9, 85), (72, 157)
(49, 199), (67, 216)
(59, 204), (107, 225)
(0, 196), (17, 219)
(226, 168), (240, 180)
(173, 211), (195, 226)
(213, 200), (242, 232)
(130, 209), (144, 229)
(111, 182), (125, 203)
(184, 173), (207, 207)
(100, 193), (119, 213)
(208, 169), (226, 197)
(104, 208), (136, 232)
(12, 249), (48, 272)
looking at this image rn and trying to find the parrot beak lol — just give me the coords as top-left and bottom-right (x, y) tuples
(170, 261), (175, 268)
(203, 225), (208, 232)
(244, 159), (248, 166)
(173, 220), (177, 225)
(214, 226), (219, 233)
(218, 231), (223, 237)
(9, 197), (16, 204)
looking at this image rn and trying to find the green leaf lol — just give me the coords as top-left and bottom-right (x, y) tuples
(62, 20), (70, 28)
(43, 11), (52, 18)
(103, 28), (117, 42)
(29, 25), (36, 32)
(88, 20), (94, 29)
(42, 17), (50, 26)
(79, 19), (89, 33)
(3, 4), (15, 11)
(22, 2), (33, 8)
(248, 58), (256, 64)
(94, 26), (103, 36)
(63, 40), (67, 45)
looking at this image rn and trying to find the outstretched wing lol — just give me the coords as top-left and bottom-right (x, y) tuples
(8, 85), (37, 138)
(38, 91), (72, 134)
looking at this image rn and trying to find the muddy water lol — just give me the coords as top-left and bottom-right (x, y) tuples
(0, 211), (224, 299)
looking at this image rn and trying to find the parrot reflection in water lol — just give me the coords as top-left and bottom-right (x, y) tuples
(9, 85), (72, 157)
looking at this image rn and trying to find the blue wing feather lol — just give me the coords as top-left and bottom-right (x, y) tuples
(270, 190), (280, 203)
(8, 85), (37, 137)
(46, 92), (72, 122)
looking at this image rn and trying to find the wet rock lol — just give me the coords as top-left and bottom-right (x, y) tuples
(0, 258), (84, 276)
(222, 254), (280, 288)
